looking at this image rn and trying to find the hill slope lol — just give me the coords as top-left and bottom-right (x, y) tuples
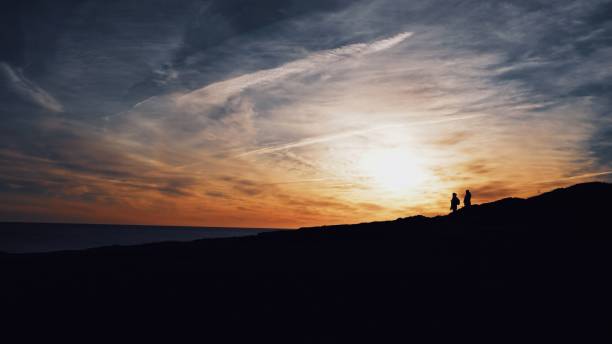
(2, 182), (611, 342)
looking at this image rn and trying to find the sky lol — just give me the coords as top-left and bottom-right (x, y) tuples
(1, 0), (611, 228)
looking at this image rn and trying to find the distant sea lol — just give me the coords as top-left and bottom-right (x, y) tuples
(0, 222), (281, 253)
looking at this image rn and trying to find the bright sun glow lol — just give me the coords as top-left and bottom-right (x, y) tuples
(358, 148), (429, 193)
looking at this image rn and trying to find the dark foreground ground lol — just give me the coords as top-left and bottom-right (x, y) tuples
(2, 182), (611, 342)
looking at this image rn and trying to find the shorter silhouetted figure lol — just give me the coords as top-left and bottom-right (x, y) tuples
(463, 190), (472, 208)
(450, 193), (460, 213)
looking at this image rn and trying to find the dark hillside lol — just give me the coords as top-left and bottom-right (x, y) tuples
(2, 183), (611, 342)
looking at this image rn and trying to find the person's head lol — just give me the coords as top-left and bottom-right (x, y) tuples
(452, 193), (457, 197)
(466, 189), (470, 193)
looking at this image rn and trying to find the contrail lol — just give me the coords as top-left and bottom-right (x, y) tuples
(237, 114), (484, 157)
(535, 171), (612, 184)
(177, 32), (413, 107)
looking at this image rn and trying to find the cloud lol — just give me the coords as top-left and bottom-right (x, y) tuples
(176, 32), (412, 109)
(206, 191), (228, 198)
(2, 0), (612, 227)
(534, 171), (612, 184)
(0, 62), (63, 112)
(237, 114), (484, 157)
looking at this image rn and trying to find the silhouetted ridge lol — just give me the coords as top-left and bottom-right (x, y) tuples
(293, 182), (611, 234)
(2, 182), (611, 342)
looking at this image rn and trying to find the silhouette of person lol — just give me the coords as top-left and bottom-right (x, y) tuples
(450, 193), (460, 213)
(463, 190), (472, 208)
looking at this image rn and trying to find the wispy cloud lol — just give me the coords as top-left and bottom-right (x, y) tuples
(0, 62), (63, 112)
(177, 32), (412, 108)
(237, 114), (484, 157)
(535, 171), (612, 184)
(2, 0), (612, 227)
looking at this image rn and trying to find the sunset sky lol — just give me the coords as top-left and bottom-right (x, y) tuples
(1, 0), (611, 228)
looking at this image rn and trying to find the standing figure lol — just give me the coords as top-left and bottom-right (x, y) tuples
(450, 193), (461, 213)
(463, 190), (472, 208)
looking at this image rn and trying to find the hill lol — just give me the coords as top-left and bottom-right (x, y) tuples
(2, 182), (611, 342)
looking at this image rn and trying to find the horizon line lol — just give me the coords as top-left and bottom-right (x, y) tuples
(2, 181), (609, 230)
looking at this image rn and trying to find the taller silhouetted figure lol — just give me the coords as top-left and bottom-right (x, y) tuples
(463, 190), (472, 207)
(450, 193), (460, 213)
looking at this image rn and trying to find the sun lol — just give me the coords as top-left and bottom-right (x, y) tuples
(358, 148), (429, 193)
